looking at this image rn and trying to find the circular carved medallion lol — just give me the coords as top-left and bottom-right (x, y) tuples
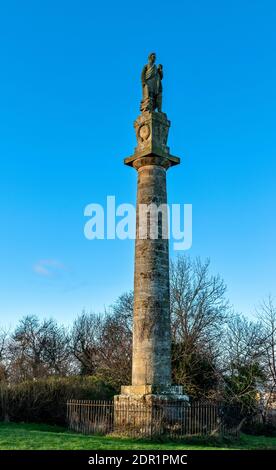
(139, 124), (150, 141)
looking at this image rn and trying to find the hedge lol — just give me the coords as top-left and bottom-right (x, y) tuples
(0, 376), (115, 426)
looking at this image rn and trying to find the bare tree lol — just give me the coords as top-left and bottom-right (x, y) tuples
(220, 314), (265, 412)
(0, 328), (9, 381)
(112, 291), (133, 334)
(170, 256), (228, 345)
(41, 321), (72, 375)
(98, 293), (133, 388)
(8, 315), (71, 382)
(71, 294), (133, 389)
(97, 315), (131, 389)
(170, 256), (229, 398)
(71, 311), (104, 375)
(257, 296), (276, 420)
(223, 314), (264, 368)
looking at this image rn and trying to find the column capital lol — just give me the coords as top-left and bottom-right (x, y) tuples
(124, 153), (180, 170)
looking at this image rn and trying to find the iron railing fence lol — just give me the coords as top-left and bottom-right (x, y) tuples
(67, 399), (241, 438)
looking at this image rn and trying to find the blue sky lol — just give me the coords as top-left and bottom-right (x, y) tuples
(0, 0), (275, 327)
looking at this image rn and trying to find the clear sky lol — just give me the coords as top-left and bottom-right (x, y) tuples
(0, 0), (275, 327)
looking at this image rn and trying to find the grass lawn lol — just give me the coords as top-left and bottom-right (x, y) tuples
(0, 422), (275, 450)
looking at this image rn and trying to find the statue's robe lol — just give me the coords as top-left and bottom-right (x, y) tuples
(141, 64), (162, 99)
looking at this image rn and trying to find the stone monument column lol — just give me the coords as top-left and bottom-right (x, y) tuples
(115, 54), (188, 413)
(132, 158), (171, 388)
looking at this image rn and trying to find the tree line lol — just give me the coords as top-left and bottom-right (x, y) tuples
(0, 256), (275, 420)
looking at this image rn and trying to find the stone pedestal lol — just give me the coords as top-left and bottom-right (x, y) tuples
(115, 111), (188, 434)
(114, 386), (188, 435)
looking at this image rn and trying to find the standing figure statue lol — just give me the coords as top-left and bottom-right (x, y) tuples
(140, 52), (163, 113)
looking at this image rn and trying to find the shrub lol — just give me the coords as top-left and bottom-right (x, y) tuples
(0, 376), (115, 426)
(242, 421), (276, 437)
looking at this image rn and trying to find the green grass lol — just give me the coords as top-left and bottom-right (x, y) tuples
(0, 422), (275, 450)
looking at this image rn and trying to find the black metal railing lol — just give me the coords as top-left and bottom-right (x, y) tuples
(67, 399), (240, 438)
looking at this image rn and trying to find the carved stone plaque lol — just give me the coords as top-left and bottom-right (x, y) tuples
(139, 124), (150, 141)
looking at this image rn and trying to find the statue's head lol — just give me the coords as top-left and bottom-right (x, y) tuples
(148, 52), (156, 64)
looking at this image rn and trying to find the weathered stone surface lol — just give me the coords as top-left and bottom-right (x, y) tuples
(132, 162), (170, 386)
(114, 391), (189, 435)
(134, 111), (170, 156)
(122, 111), (181, 392)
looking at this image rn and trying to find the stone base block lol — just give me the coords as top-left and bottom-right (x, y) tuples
(114, 386), (189, 436)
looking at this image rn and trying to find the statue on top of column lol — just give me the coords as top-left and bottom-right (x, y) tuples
(140, 52), (163, 113)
